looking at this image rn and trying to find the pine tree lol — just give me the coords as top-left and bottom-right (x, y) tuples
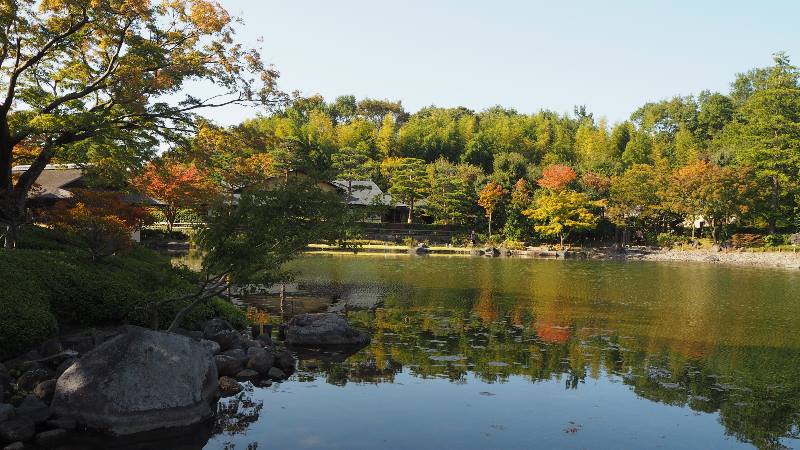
(385, 158), (428, 223)
(331, 146), (375, 199)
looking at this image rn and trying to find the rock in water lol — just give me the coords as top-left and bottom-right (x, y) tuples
(218, 377), (242, 397)
(284, 313), (371, 347)
(50, 326), (218, 436)
(246, 351), (275, 376)
(267, 367), (285, 380)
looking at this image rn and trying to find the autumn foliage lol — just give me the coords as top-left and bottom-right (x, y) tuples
(134, 161), (220, 231)
(47, 190), (151, 261)
(538, 165), (577, 192)
(478, 181), (505, 236)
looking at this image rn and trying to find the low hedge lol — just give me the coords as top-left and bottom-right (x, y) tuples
(0, 226), (246, 360)
(0, 250), (59, 360)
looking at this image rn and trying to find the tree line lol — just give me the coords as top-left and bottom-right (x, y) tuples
(1, 0), (797, 249)
(157, 53), (799, 247)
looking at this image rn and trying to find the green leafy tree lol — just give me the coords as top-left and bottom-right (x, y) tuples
(376, 113), (397, 158)
(165, 181), (356, 331)
(503, 178), (533, 241)
(524, 190), (602, 248)
(607, 164), (664, 245)
(356, 98), (406, 127)
(492, 152), (528, 188)
(732, 53), (800, 233)
(336, 118), (377, 158)
(0, 0), (280, 248)
(331, 146), (376, 199)
(425, 158), (470, 225)
(383, 157), (428, 223)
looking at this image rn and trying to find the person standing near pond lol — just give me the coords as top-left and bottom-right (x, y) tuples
(470, 230), (477, 247)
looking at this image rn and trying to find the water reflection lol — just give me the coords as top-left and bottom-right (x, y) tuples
(210, 255), (800, 450)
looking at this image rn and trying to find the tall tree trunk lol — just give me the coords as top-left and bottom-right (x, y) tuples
(1, 116), (16, 249)
(769, 176), (779, 234)
(711, 218), (717, 244)
(488, 212), (492, 238)
(407, 199), (414, 224)
(2, 139), (57, 248)
(560, 233), (565, 249)
(3, 224), (15, 249)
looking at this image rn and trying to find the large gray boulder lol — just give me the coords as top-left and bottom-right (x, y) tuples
(284, 313), (371, 347)
(51, 327), (218, 436)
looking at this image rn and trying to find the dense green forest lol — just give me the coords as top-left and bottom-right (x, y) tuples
(171, 53), (799, 246)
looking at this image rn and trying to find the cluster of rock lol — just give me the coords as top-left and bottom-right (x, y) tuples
(0, 320), (296, 448)
(202, 319), (297, 397)
(283, 313), (371, 347)
(1, 336), (84, 448)
(0, 312), (368, 448)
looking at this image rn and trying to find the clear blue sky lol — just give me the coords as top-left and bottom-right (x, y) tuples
(202, 0), (800, 125)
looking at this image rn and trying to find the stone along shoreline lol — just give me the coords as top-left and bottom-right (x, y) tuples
(621, 248), (800, 269)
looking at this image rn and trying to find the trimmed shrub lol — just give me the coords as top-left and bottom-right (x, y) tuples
(657, 232), (690, 248)
(0, 250), (59, 360)
(0, 226), (246, 359)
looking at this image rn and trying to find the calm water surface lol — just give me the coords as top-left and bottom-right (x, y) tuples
(206, 255), (800, 450)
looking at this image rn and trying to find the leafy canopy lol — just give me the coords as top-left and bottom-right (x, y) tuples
(1, 0), (282, 234)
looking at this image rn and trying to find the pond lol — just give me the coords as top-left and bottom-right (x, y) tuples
(206, 254), (800, 450)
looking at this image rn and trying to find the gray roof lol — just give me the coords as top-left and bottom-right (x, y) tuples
(12, 166), (84, 200)
(332, 180), (392, 206)
(11, 165), (164, 206)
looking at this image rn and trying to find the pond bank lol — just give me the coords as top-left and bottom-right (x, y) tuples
(616, 247), (800, 269)
(305, 243), (800, 269)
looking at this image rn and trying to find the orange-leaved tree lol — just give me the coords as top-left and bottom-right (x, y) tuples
(667, 160), (757, 242)
(477, 181), (506, 238)
(538, 165), (577, 192)
(48, 190), (152, 261)
(135, 161), (220, 232)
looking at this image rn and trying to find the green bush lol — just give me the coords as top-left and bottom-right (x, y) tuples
(657, 232), (690, 248)
(502, 239), (526, 250)
(764, 234), (789, 247)
(0, 250), (59, 360)
(0, 226), (246, 360)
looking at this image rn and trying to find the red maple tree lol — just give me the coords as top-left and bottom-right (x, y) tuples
(135, 161), (219, 232)
(538, 165), (577, 192)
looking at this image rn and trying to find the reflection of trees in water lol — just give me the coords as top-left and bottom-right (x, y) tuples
(296, 301), (800, 449)
(274, 256), (800, 448)
(213, 385), (264, 449)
